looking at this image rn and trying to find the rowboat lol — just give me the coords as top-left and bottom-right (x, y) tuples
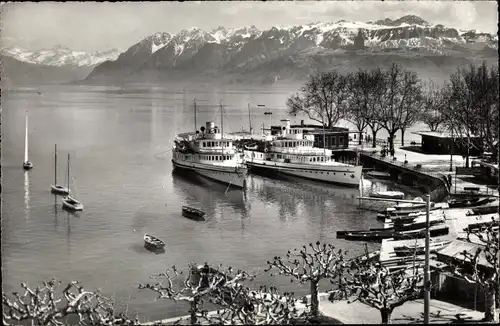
(182, 206), (206, 221)
(144, 234), (165, 249)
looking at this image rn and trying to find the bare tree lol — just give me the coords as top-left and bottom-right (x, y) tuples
(343, 257), (424, 324)
(287, 71), (350, 128)
(376, 63), (423, 152)
(199, 285), (302, 325)
(443, 62), (499, 166)
(365, 67), (386, 148)
(346, 70), (370, 145)
(452, 218), (500, 322)
(139, 263), (253, 325)
(2, 279), (139, 326)
(265, 241), (347, 317)
(420, 80), (448, 132)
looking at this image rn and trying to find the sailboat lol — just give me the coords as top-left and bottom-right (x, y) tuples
(50, 144), (70, 195)
(61, 153), (84, 211)
(23, 116), (34, 170)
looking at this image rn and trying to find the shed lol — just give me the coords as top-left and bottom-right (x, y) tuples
(412, 131), (481, 156)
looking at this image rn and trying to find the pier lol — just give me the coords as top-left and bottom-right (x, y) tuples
(359, 151), (449, 202)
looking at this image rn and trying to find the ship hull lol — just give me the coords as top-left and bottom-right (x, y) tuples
(172, 159), (247, 189)
(246, 157), (362, 187)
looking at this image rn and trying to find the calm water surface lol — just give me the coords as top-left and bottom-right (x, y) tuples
(1, 85), (421, 321)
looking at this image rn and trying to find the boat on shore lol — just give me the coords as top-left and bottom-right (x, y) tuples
(242, 119), (362, 187)
(144, 234), (165, 249)
(377, 206), (440, 220)
(394, 239), (451, 257)
(342, 224), (449, 242)
(370, 191), (405, 199)
(448, 197), (495, 208)
(466, 204), (499, 216)
(182, 206), (206, 221)
(172, 100), (248, 189)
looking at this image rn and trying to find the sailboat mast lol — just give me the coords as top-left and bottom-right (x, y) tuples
(54, 144), (57, 186)
(67, 154), (70, 191)
(194, 98), (197, 134)
(248, 103), (252, 133)
(24, 116), (29, 163)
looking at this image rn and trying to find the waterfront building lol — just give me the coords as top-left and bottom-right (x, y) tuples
(412, 131), (481, 156)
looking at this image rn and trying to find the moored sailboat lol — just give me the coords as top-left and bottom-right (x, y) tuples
(23, 116), (34, 170)
(50, 144), (70, 195)
(61, 154), (84, 211)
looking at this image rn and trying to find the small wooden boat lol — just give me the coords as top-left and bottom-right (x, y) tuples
(144, 234), (165, 249)
(394, 240), (451, 257)
(182, 206), (206, 220)
(377, 206), (440, 220)
(448, 197), (494, 208)
(392, 225), (449, 240)
(365, 171), (391, 179)
(23, 116), (34, 170)
(464, 219), (500, 232)
(343, 230), (394, 241)
(370, 191), (405, 199)
(466, 205), (499, 216)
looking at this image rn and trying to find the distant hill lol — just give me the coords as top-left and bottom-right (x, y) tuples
(0, 55), (93, 87)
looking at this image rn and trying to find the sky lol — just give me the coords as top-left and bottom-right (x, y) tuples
(0, 1), (498, 52)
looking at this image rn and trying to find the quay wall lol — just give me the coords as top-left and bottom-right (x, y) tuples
(359, 153), (449, 202)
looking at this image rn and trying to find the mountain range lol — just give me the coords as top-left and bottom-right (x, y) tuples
(2, 15), (498, 87)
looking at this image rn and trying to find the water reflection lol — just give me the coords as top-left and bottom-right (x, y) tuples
(248, 176), (362, 222)
(171, 171), (247, 218)
(23, 171), (30, 216)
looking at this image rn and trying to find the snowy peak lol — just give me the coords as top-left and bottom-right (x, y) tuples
(1, 46), (121, 67)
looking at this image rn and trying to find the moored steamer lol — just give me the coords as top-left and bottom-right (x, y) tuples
(243, 119), (362, 187)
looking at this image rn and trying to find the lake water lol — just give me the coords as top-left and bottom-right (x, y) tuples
(1, 84), (422, 322)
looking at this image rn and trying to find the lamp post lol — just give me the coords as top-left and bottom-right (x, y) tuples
(449, 127), (454, 172)
(424, 194), (431, 325)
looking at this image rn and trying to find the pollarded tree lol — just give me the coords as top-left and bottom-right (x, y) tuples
(343, 257), (424, 324)
(376, 63), (423, 151)
(199, 285), (302, 325)
(452, 217), (500, 322)
(139, 262), (253, 325)
(2, 279), (139, 326)
(286, 71), (350, 128)
(265, 241), (347, 317)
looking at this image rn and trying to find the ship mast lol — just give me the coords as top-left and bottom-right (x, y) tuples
(248, 103), (252, 133)
(194, 98), (197, 135)
(220, 99), (224, 160)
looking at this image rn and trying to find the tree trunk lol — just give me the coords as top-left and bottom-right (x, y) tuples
(310, 280), (320, 317)
(372, 129), (378, 148)
(380, 308), (393, 324)
(484, 288), (499, 322)
(401, 129), (406, 147)
(388, 132), (396, 154)
(359, 131), (363, 145)
(190, 297), (199, 325)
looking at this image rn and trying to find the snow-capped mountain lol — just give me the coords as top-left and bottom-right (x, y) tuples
(1, 45), (121, 67)
(85, 15), (497, 85)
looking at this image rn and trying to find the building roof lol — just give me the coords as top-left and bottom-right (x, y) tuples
(412, 131), (479, 139)
(436, 240), (491, 269)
